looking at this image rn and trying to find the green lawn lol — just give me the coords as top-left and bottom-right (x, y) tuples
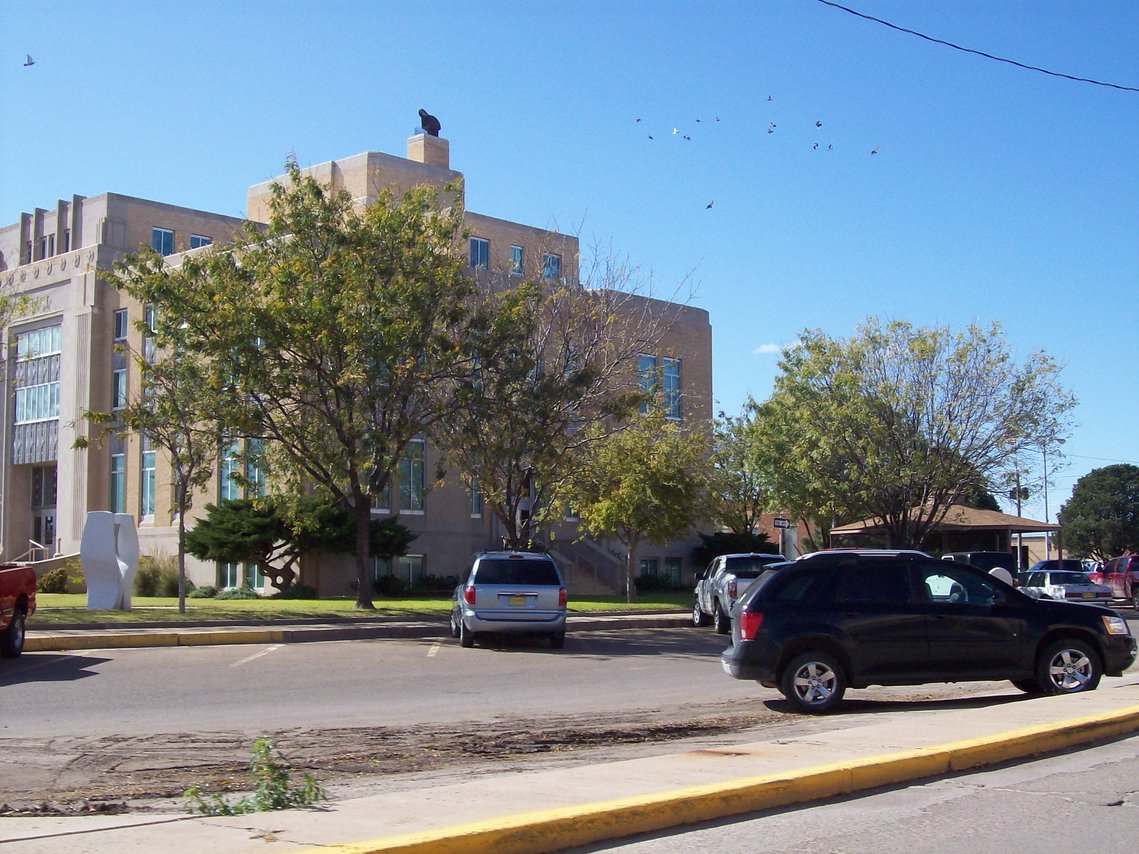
(29, 592), (690, 625)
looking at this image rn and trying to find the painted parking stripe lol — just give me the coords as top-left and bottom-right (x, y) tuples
(231, 644), (283, 667)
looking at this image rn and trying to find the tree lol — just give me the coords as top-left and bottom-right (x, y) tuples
(691, 531), (777, 569)
(565, 407), (711, 602)
(435, 261), (665, 550)
(76, 267), (225, 614)
(111, 162), (474, 608)
(760, 319), (1076, 549)
(1059, 465), (1139, 561)
(711, 404), (775, 534)
(185, 497), (416, 592)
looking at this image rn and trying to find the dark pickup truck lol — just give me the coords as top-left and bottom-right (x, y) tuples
(1, 562), (37, 658)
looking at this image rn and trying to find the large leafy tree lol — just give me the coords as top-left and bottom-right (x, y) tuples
(711, 403), (774, 534)
(185, 497), (416, 592)
(1059, 465), (1139, 561)
(111, 162), (475, 608)
(436, 277), (653, 548)
(761, 319), (1076, 549)
(565, 407), (711, 602)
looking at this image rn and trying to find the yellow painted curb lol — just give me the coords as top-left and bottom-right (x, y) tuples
(23, 630), (285, 651)
(311, 704), (1139, 854)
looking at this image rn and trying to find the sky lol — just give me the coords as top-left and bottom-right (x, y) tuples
(3, 0), (1137, 527)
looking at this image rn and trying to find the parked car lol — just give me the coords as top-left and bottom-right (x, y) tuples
(1, 562), (37, 658)
(720, 550), (1136, 714)
(1089, 555), (1139, 610)
(450, 551), (567, 649)
(693, 553), (786, 634)
(941, 551), (1019, 581)
(1018, 570), (1112, 605)
(1027, 559), (1086, 574)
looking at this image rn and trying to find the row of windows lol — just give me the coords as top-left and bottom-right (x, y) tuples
(14, 382), (60, 424)
(151, 227), (212, 257)
(16, 325), (62, 361)
(23, 230), (71, 264)
(468, 237), (561, 280)
(639, 557), (685, 586)
(639, 354), (682, 419)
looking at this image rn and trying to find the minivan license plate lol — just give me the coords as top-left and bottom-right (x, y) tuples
(506, 595), (528, 606)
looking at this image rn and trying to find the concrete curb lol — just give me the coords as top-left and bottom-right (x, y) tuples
(22, 614), (692, 652)
(311, 704), (1139, 854)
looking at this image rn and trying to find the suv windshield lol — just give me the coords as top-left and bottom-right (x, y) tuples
(474, 559), (560, 586)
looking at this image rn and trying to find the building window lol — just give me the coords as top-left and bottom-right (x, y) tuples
(510, 245), (523, 276)
(63, 229), (70, 252)
(664, 557), (683, 586)
(399, 439), (425, 512)
(245, 563), (265, 590)
(245, 438), (266, 497)
(638, 558), (659, 577)
(218, 562), (240, 588)
(113, 309), (128, 341)
(110, 454), (126, 513)
(662, 357), (681, 420)
(470, 482), (483, 517)
(219, 440), (241, 501)
(141, 449), (156, 519)
(111, 369), (128, 410)
(373, 482), (391, 513)
(189, 234), (212, 249)
(469, 237), (489, 270)
(151, 227), (174, 256)
(542, 252), (561, 281)
(14, 383), (59, 424)
(17, 325), (62, 360)
(638, 354), (657, 413)
(396, 555), (425, 587)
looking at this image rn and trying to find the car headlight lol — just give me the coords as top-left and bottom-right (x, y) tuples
(1102, 615), (1131, 636)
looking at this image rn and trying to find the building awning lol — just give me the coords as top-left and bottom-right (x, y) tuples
(830, 504), (1060, 537)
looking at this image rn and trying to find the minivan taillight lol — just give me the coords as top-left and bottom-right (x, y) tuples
(559, 587), (567, 607)
(464, 585), (476, 606)
(739, 611), (764, 640)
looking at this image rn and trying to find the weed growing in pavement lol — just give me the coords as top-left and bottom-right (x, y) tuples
(183, 737), (326, 815)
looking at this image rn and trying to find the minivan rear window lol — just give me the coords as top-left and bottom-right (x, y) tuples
(474, 559), (561, 586)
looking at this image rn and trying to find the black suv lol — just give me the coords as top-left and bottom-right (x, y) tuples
(720, 550), (1136, 714)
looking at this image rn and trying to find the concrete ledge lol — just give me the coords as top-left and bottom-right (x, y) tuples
(319, 704), (1139, 854)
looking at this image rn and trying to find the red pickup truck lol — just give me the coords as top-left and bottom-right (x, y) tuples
(1, 562), (37, 658)
(1089, 555), (1139, 610)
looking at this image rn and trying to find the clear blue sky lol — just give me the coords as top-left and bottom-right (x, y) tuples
(3, 1), (1137, 525)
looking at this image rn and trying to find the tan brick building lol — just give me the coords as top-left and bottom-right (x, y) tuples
(1, 133), (712, 595)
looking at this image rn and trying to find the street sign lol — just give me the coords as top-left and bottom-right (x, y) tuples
(773, 516), (790, 529)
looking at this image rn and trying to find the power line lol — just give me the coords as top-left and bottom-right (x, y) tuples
(815, 0), (1139, 94)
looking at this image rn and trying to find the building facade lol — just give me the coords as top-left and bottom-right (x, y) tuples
(1, 133), (713, 595)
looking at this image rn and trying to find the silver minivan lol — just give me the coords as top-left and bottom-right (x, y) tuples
(450, 551), (567, 648)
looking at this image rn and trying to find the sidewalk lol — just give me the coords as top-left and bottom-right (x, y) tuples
(9, 617), (1139, 853)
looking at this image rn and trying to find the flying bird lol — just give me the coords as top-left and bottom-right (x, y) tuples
(827, 145), (833, 151)
(706, 201), (714, 209)
(635, 117), (641, 122)
(683, 134), (691, 140)
(871, 146), (880, 155)
(767, 95), (774, 101)
(24, 54), (35, 67)
(648, 134), (654, 140)
(715, 116), (720, 122)
(672, 128), (678, 135)
(417, 108), (441, 136)
(696, 118), (702, 123)
(813, 143), (819, 150)
(815, 120), (823, 128)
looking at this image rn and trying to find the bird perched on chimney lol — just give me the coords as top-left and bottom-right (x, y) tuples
(418, 108), (441, 137)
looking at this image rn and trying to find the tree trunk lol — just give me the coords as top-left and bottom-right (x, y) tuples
(176, 481), (188, 615)
(624, 536), (640, 604)
(354, 500), (375, 609)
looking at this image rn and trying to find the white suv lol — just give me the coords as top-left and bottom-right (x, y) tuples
(450, 551), (568, 648)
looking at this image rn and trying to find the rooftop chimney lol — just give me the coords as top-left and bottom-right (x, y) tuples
(407, 133), (449, 169)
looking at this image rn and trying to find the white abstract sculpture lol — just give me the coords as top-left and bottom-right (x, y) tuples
(80, 511), (140, 610)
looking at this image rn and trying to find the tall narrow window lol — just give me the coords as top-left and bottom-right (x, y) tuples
(111, 369), (128, 410)
(245, 563), (265, 590)
(662, 357), (681, 419)
(470, 481), (483, 517)
(219, 440), (240, 501)
(245, 438), (266, 497)
(113, 309), (128, 341)
(399, 439), (425, 512)
(110, 454), (126, 513)
(469, 237), (489, 270)
(638, 354), (657, 413)
(63, 229), (70, 252)
(218, 562), (240, 588)
(542, 253), (562, 280)
(141, 449), (156, 518)
(151, 227), (174, 256)
(510, 245), (523, 276)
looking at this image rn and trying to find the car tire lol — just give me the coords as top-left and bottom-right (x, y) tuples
(713, 602), (731, 635)
(780, 651), (846, 714)
(1011, 678), (1043, 695)
(459, 619), (475, 648)
(692, 598), (711, 628)
(0, 608), (25, 659)
(1036, 639), (1101, 695)
(549, 632), (565, 649)
(1132, 588), (1139, 611)
(448, 609), (461, 639)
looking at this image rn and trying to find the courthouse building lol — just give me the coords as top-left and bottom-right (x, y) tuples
(1, 131), (712, 595)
